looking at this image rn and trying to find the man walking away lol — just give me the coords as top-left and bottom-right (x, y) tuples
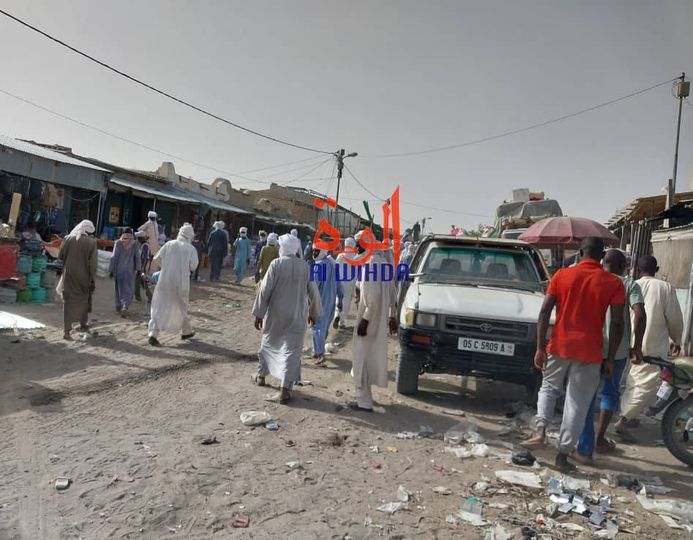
(350, 233), (398, 411)
(59, 220), (98, 340)
(333, 237), (358, 329)
(233, 227), (252, 284)
(134, 231), (151, 302)
(312, 249), (342, 365)
(290, 229), (302, 257)
(109, 228), (140, 317)
(616, 255), (684, 438)
(252, 233), (322, 404)
(138, 211), (161, 271)
(574, 249), (646, 463)
(148, 223), (199, 346)
(524, 237), (625, 472)
(253, 231), (267, 283)
(258, 233), (280, 282)
(208, 221), (228, 282)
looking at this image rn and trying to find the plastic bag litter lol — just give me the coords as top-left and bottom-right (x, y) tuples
(456, 510), (488, 526)
(470, 444), (490, 457)
(494, 470), (542, 490)
(396, 485), (410, 502)
(483, 524), (512, 540)
(472, 481), (490, 493)
(445, 447), (472, 459)
(240, 411), (272, 426)
(377, 502), (408, 514)
(562, 475), (590, 491)
(636, 494), (693, 522)
(444, 421), (479, 445)
(432, 486), (452, 495)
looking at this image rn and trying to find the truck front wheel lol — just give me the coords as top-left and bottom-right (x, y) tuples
(396, 347), (421, 395)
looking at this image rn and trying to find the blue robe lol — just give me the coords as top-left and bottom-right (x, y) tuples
(207, 229), (228, 281)
(233, 236), (252, 283)
(109, 240), (140, 310)
(312, 257), (343, 356)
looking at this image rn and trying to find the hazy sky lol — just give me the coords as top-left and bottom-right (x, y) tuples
(1, 1), (692, 231)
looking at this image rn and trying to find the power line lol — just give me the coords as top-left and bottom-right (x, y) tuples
(363, 77), (678, 158)
(228, 155), (327, 176)
(343, 163), (386, 200)
(0, 8), (333, 155)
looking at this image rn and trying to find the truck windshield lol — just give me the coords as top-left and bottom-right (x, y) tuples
(420, 246), (541, 285)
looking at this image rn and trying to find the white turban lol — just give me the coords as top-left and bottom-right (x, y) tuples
(290, 229), (298, 237)
(344, 237), (356, 248)
(135, 230), (148, 239)
(278, 233), (301, 257)
(213, 221), (225, 230)
(259, 230), (267, 238)
(148, 211), (157, 220)
(177, 223), (194, 243)
(240, 226), (248, 236)
(67, 219), (95, 239)
(267, 232), (279, 246)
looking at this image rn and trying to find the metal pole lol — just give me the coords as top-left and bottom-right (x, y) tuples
(671, 73), (687, 197)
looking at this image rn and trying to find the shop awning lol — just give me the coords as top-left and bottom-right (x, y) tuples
(110, 177), (200, 204)
(0, 134), (110, 192)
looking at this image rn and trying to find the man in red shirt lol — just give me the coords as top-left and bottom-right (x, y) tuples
(523, 237), (625, 472)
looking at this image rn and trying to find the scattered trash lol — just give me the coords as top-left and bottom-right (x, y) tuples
(511, 449), (536, 466)
(387, 446), (398, 453)
(377, 502), (408, 514)
(545, 503), (559, 518)
(200, 435), (219, 445)
(230, 514), (249, 528)
(441, 408), (466, 418)
(419, 425), (435, 438)
(636, 494), (693, 522)
(285, 460), (303, 470)
(396, 431), (419, 439)
(494, 470), (542, 490)
(461, 496), (483, 515)
(497, 420), (521, 437)
(432, 486), (452, 495)
(472, 481), (490, 493)
(562, 475), (590, 491)
(558, 522), (585, 532)
(483, 524), (512, 540)
(488, 502), (511, 510)
(470, 444), (490, 457)
(445, 447), (472, 459)
(396, 485), (411, 502)
(369, 445), (380, 454)
(456, 510), (488, 526)
(240, 411), (273, 426)
(444, 421), (479, 445)
(445, 514), (458, 525)
(265, 420), (279, 431)
(54, 477), (70, 490)
(432, 464), (449, 475)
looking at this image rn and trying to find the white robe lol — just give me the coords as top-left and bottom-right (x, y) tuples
(148, 239), (199, 335)
(351, 251), (397, 389)
(335, 252), (357, 323)
(252, 256), (322, 387)
(620, 275), (684, 419)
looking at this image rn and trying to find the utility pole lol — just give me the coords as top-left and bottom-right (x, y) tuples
(334, 148), (358, 234)
(667, 73), (690, 221)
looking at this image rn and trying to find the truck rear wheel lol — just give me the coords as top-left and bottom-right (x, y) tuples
(396, 348), (420, 395)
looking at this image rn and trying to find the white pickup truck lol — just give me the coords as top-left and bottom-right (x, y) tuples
(396, 235), (550, 398)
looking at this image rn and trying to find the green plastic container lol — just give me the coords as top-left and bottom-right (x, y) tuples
(26, 272), (41, 289)
(32, 255), (47, 273)
(16, 288), (32, 303)
(17, 255), (32, 274)
(31, 287), (46, 304)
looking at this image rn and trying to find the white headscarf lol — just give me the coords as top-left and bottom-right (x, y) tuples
(290, 228), (298, 237)
(148, 211), (158, 220)
(344, 237), (356, 248)
(240, 226), (248, 236)
(177, 223), (194, 243)
(267, 232), (279, 246)
(67, 219), (95, 240)
(213, 221), (225, 231)
(278, 233), (301, 257)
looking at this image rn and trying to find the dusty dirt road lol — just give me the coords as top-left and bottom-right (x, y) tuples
(0, 275), (692, 539)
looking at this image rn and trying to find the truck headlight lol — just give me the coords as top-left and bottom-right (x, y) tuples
(415, 312), (437, 328)
(404, 308), (415, 326)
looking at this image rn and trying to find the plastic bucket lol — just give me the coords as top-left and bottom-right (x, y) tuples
(41, 271), (57, 288)
(31, 287), (46, 304)
(32, 255), (47, 273)
(16, 288), (32, 303)
(26, 273), (41, 289)
(17, 254), (32, 274)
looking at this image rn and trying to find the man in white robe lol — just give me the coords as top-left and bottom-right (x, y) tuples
(148, 223), (199, 346)
(616, 255), (683, 437)
(333, 237), (358, 329)
(350, 233), (398, 412)
(252, 233), (322, 404)
(138, 211), (161, 271)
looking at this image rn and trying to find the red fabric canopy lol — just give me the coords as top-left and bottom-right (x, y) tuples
(518, 216), (618, 248)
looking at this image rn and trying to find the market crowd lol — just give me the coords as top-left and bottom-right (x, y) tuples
(57, 218), (683, 467)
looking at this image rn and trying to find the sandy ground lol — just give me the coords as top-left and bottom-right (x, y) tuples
(0, 273), (692, 540)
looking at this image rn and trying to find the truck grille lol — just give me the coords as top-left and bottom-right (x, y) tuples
(444, 316), (530, 340)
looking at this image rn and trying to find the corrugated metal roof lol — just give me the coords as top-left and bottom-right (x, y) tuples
(110, 177), (200, 204)
(0, 134), (110, 172)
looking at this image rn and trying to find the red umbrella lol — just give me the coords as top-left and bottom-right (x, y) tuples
(518, 216), (618, 248)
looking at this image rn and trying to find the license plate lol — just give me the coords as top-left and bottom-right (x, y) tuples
(458, 337), (515, 356)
